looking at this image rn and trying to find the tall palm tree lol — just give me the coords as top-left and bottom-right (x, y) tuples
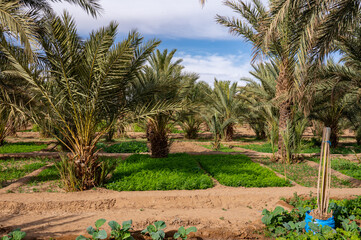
(133, 49), (197, 158)
(269, 0), (361, 59)
(310, 64), (352, 148)
(217, 0), (309, 160)
(240, 61), (279, 140)
(21, 0), (101, 17)
(1, 12), (159, 190)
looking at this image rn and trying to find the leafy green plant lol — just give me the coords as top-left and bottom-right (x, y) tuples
(141, 221), (166, 240)
(106, 154), (213, 191)
(108, 220), (134, 240)
(196, 154), (291, 187)
(173, 226), (197, 240)
(76, 219), (107, 240)
(262, 203), (361, 239)
(1, 229), (26, 240)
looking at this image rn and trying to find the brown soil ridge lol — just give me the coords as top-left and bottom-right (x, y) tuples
(305, 160), (361, 187)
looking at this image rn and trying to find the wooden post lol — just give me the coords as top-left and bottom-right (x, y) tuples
(316, 127), (331, 218)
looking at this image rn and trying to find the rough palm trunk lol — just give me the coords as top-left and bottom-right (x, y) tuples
(105, 127), (115, 142)
(329, 122), (339, 148)
(147, 122), (169, 158)
(224, 124), (234, 142)
(276, 62), (293, 161)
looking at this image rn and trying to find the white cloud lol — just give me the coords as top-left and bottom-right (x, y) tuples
(176, 53), (252, 86)
(52, 0), (269, 40)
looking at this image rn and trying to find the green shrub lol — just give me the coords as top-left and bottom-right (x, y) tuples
(97, 141), (148, 153)
(195, 154), (291, 187)
(106, 154), (213, 191)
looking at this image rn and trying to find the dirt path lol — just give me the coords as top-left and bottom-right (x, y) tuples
(2, 186), (361, 239)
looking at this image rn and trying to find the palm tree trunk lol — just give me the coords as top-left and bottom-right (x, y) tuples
(329, 122), (339, 148)
(276, 62), (293, 161)
(224, 124), (234, 141)
(148, 122), (169, 158)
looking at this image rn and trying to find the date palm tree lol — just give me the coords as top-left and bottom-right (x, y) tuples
(133, 49), (197, 158)
(1, 12), (159, 190)
(217, 0), (310, 160)
(208, 79), (241, 141)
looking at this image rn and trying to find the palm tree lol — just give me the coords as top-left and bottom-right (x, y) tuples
(176, 81), (210, 139)
(1, 12), (159, 190)
(270, 0), (361, 59)
(208, 79), (241, 141)
(217, 0), (309, 160)
(20, 0), (102, 17)
(0, 0), (101, 59)
(240, 61), (279, 140)
(132, 49), (197, 158)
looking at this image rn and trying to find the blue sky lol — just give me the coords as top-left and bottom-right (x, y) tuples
(52, 0), (267, 85)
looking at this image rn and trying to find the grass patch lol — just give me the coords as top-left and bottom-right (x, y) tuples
(308, 157), (361, 180)
(97, 141), (148, 153)
(0, 159), (48, 187)
(106, 154), (214, 191)
(240, 143), (273, 153)
(0, 142), (47, 154)
(29, 165), (60, 183)
(239, 141), (361, 154)
(195, 154), (291, 187)
(201, 144), (242, 152)
(258, 158), (351, 188)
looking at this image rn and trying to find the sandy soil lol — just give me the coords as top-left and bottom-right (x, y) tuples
(1, 186), (361, 239)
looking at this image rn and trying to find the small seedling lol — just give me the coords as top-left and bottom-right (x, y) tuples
(76, 219), (107, 240)
(221, 208), (227, 211)
(173, 226), (197, 240)
(108, 220), (134, 240)
(1, 229), (26, 240)
(141, 221), (166, 240)
(219, 217), (224, 220)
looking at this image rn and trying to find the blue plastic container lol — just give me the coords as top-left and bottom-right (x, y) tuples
(305, 210), (335, 232)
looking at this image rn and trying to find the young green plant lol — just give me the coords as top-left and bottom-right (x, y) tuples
(141, 221), (166, 240)
(173, 226), (197, 240)
(76, 219), (107, 240)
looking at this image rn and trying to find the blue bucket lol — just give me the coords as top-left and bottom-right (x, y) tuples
(305, 210), (335, 232)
